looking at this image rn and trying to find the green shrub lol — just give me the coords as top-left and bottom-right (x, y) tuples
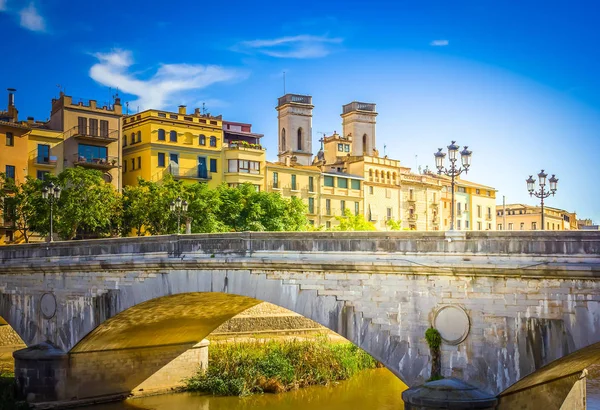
(186, 338), (378, 397)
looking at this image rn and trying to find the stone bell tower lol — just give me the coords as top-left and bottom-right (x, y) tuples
(276, 94), (314, 165)
(341, 101), (377, 157)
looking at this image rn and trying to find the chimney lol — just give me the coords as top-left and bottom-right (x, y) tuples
(7, 88), (16, 107)
(178, 105), (186, 115)
(194, 108), (201, 116)
(285, 156), (291, 167)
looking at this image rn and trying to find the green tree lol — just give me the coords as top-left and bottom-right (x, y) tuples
(334, 209), (376, 231)
(122, 183), (151, 236)
(139, 175), (186, 235)
(185, 182), (227, 233)
(55, 167), (121, 240)
(3, 176), (46, 243)
(386, 218), (404, 231)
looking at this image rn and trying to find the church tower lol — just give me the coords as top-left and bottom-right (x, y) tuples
(277, 94), (314, 165)
(341, 102), (377, 157)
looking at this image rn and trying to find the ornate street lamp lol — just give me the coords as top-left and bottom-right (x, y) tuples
(169, 196), (188, 234)
(434, 141), (472, 231)
(41, 182), (61, 242)
(526, 170), (558, 230)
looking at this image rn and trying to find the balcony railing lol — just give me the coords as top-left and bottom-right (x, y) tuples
(65, 125), (119, 144)
(407, 213), (419, 222)
(166, 164), (212, 181)
(35, 156), (58, 168)
(73, 154), (118, 169)
(278, 94), (312, 106)
(343, 102), (376, 114)
(407, 198), (417, 204)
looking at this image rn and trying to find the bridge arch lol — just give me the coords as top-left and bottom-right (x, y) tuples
(61, 267), (418, 399)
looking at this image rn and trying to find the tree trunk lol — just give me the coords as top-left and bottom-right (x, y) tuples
(430, 346), (441, 380)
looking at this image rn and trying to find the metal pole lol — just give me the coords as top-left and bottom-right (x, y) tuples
(450, 174), (455, 231)
(540, 192), (545, 231)
(177, 209), (181, 235)
(49, 196), (54, 243)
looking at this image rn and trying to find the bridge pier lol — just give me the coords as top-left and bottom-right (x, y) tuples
(13, 340), (209, 404)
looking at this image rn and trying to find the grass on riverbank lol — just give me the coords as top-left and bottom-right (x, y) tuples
(0, 371), (28, 410)
(186, 337), (379, 397)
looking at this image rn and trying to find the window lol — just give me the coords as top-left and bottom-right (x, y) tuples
(37, 144), (50, 164)
(351, 179), (361, 190)
(199, 134), (206, 145)
(477, 222), (482, 230)
(78, 117), (87, 134)
(297, 128), (302, 150)
(137, 157), (141, 169)
(457, 186), (466, 193)
(508, 223), (514, 230)
(309, 220), (315, 226)
(326, 199), (331, 215)
(291, 175), (297, 190)
(387, 207), (392, 220)
(78, 144), (107, 162)
(326, 221), (331, 229)
(338, 143), (344, 152)
(123, 136), (127, 147)
(457, 202), (462, 212)
(273, 172), (279, 188)
(498, 224), (503, 230)
(337, 178), (348, 189)
(170, 114), (178, 119)
(308, 198), (315, 214)
(477, 205), (482, 218)
(465, 220), (470, 229)
(487, 207), (492, 219)
(340, 200), (346, 213)
(487, 190), (491, 196)
(170, 131), (177, 142)
(198, 157), (208, 178)
(409, 189), (414, 200)
(308, 176), (314, 192)
(465, 202), (469, 211)
(228, 160), (260, 173)
(158, 113), (166, 118)
(344, 144), (350, 152)
(210, 136), (217, 147)
(131, 158), (135, 170)
(89, 119), (98, 136)
(520, 222), (525, 230)
(487, 223), (491, 230)
(130, 132), (135, 145)
(210, 158), (217, 173)
(5, 231), (13, 243)
(100, 120), (109, 137)
(137, 131), (142, 143)
(169, 153), (179, 165)
(457, 220), (462, 230)
(123, 161), (127, 172)
(324, 176), (334, 187)
(355, 202), (360, 216)
(281, 128), (286, 150)
(36, 170), (49, 181)
(158, 153), (166, 167)
(254, 185), (261, 192)
(369, 186), (373, 194)
(158, 129), (166, 141)
(532, 222), (537, 230)
(547, 222), (550, 230)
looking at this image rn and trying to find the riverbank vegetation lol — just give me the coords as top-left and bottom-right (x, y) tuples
(0, 371), (28, 410)
(186, 338), (379, 397)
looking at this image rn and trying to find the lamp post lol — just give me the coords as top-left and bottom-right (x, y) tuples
(41, 182), (61, 242)
(169, 196), (188, 234)
(526, 170), (558, 231)
(434, 141), (472, 231)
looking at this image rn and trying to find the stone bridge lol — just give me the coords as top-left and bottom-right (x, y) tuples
(0, 231), (599, 408)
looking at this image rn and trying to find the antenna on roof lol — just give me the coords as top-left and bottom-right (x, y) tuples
(126, 102), (129, 115)
(202, 102), (207, 115)
(384, 144), (387, 156)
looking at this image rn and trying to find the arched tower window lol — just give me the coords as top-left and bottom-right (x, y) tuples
(363, 134), (368, 155)
(281, 128), (286, 152)
(297, 128), (303, 151)
(210, 136), (217, 147)
(158, 129), (165, 141)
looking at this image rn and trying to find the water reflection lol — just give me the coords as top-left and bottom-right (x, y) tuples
(85, 368), (406, 410)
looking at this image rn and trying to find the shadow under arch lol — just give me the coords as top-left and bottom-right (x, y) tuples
(66, 292), (409, 400)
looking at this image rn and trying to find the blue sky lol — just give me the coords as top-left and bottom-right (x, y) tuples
(1, 0), (599, 223)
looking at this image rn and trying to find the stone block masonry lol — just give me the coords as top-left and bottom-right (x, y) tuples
(0, 231), (598, 405)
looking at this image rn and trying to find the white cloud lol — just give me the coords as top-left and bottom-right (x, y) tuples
(19, 3), (45, 32)
(89, 49), (244, 110)
(0, 0), (7, 12)
(235, 35), (342, 59)
(430, 39), (449, 47)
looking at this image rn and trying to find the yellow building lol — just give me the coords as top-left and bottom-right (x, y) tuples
(25, 119), (64, 181)
(223, 141), (266, 191)
(458, 179), (497, 231)
(47, 92), (123, 190)
(496, 204), (576, 231)
(399, 171), (445, 231)
(123, 106), (227, 188)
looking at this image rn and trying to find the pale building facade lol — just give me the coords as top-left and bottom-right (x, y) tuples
(276, 94), (314, 166)
(497, 204), (576, 231)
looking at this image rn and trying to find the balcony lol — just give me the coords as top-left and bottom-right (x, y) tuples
(343, 101), (376, 114)
(35, 156), (58, 168)
(278, 94), (312, 106)
(407, 198), (417, 205)
(430, 202), (439, 209)
(407, 213), (419, 222)
(66, 125), (119, 144)
(166, 165), (212, 181)
(72, 154), (118, 170)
